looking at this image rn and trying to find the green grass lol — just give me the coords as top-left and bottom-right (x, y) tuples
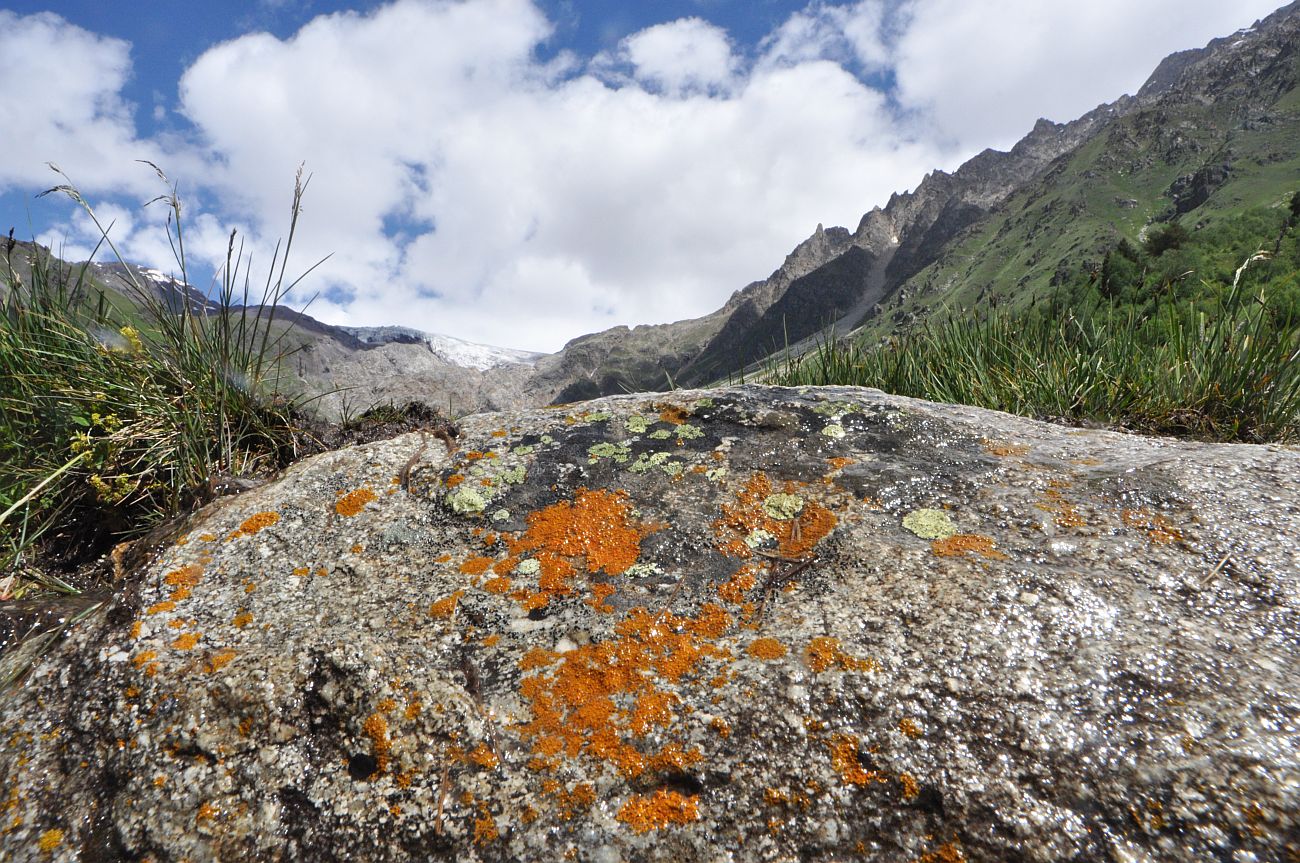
(771, 245), (1300, 443)
(0, 166), (320, 600)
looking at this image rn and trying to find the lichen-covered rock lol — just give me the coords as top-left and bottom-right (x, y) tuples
(2, 386), (1297, 862)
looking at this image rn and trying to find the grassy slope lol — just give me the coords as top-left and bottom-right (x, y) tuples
(861, 73), (1300, 340)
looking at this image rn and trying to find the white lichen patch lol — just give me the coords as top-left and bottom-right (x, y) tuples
(624, 562), (663, 579)
(902, 508), (958, 540)
(745, 528), (777, 549)
(515, 558), (541, 576)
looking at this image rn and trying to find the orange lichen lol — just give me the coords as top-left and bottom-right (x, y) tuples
(472, 813), (499, 844)
(404, 695), (423, 720)
(335, 487), (377, 517)
(292, 567), (310, 577)
(445, 474), (465, 488)
(377, 698), (397, 713)
(227, 511), (280, 540)
(481, 634), (501, 647)
(910, 842), (967, 863)
(899, 717), (923, 739)
(509, 487), (653, 577)
(429, 590), (465, 619)
(483, 576), (512, 594)
(459, 556), (494, 575)
(351, 544), (364, 554)
(898, 772), (920, 799)
(586, 582), (617, 613)
(544, 781), (597, 820)
(650, 742), (703, 773)
(629, 691), (678, 734)
(710, 717), (731, 738)
(717, 566), (758, 604)
(982, 440), (1030, 458)
(616, 789), (699, 833)
(362, 712), (391, 774)
(1121, 508), (1183, 544)
(1035, 489), (1086, 528)
(172, 632), (200, 650)
(805, 637), (876, 673)
(828, 733), (883, 786)
(37, 828), (63, 852)
(826, 457), (855, 471)
(658, 404), (690, 425)
(519, 647), (559, 671)
(469, 742), (500, 769)
(206, 649), (237, 673)
(164, 564), (203, 589)
(688, 603), (733, 638)
(746, 638), (788, 661)
(714, 472), (837, 559)
(145, 601), (177, 616)
(517, 604), (730, 780)
(931, 534), (1007, 560)
(195, 801), (219, 824)
(129, 621), (142, 639)
(131, 650), (158, 670)
(232, 612), (253, 628)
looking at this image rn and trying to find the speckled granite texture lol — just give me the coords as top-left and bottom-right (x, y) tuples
(3, 386), (1297, 861)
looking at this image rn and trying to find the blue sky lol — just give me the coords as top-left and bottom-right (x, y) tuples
(0, 1), (1287, 351)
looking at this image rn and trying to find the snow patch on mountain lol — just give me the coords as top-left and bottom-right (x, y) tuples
(339, 326), (546, 370)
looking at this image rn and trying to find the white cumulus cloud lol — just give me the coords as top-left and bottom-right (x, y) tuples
(2, 0), (1292, 353)
(0, 11), (161, 196)
(620, 17), (738, 95)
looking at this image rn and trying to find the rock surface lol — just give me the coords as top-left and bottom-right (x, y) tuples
(2, 386), (1297, 862)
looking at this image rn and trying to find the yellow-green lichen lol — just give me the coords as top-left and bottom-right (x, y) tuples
(588, 442), (631, 464)
(448, 486), (488, 515)
(763, 494), (804, 520)
(515, 558), (541, 576)
(500, 465), (528, 484)
(647, 429), (673, 440)
(745, 528), (777, 548)
(813, 400), (859, 417)
(578, 411), (612, 423)
(624, 562), (663, 579)
(706, 467), (728, 482)
(630, 452), (679, 475)
(492, 509), (511, 522)
(674, 424), (704, 440)
(821, 424), (846, 439)
(625, 415), (651, 434)
(694, 398), (714, 408)
(902, 508), (957, 540)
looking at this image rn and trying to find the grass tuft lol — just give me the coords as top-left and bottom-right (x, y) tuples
(0, 165), (321, 600)
(770, 249), (1299, 443)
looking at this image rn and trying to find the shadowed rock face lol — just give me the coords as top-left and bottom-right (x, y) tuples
(2, 386), (1297, 862)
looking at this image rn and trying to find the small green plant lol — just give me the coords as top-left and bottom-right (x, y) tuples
(0, 164), (323, 599)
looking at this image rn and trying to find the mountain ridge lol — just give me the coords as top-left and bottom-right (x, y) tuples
(8, 1), (1298, 419)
